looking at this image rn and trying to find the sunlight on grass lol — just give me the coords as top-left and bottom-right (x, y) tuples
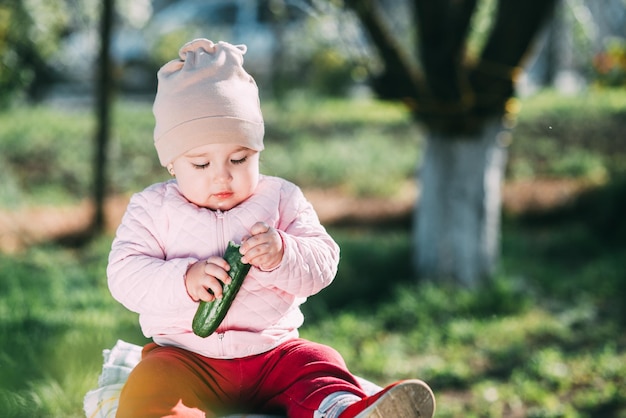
(262, 93), (412, 127)
(2, 89), (624, 206)
(1, 219), (624, 417)
(517, 88), (626, 118)
(262, 127), (420, 196)
(511, 88), (626, 182)
(0, 237), (147, 416)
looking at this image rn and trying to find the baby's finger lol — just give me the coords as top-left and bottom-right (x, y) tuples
(195, 286), (217, 303)
(204, 257), (231, 284)
(205, 255), (230, 271)
(202, 277), (224, 300)
(250, 222), (270, 236)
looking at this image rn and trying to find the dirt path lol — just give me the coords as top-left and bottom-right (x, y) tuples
(0, 179), (591, 253)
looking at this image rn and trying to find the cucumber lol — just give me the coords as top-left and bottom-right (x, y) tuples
(192, 241), (251, 338)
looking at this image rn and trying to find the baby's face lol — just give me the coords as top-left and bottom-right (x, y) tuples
(170, 142), (260, 211)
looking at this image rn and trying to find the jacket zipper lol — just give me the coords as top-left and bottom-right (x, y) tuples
(215, 209), (226, 253)
(215, 209), (227, 351)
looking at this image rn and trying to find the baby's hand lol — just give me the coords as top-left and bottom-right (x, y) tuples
(240, 222), (284, 271)
(185, 256), (231, 302)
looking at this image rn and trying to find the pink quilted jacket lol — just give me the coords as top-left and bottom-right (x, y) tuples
(108, 175), (339, 359)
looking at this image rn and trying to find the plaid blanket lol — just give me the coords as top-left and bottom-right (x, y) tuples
(83, 340), (141, 418)
(84, 340), (381, 418)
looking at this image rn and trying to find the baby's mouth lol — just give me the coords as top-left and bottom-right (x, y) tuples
(213, 191), (234, 200)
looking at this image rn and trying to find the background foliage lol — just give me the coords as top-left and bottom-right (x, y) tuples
(1, 89), (625, 207)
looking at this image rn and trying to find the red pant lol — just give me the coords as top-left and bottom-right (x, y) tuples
(116, 338), (367, 418)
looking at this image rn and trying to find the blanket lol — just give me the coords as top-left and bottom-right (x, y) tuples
(84, 340), (381, 418)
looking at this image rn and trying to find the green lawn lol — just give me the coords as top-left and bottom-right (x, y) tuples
(1, 89), (625, 417)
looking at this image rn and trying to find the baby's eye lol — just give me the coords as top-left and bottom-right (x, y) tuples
(231, 156), (248, 165)
(192, 162), (210, 169)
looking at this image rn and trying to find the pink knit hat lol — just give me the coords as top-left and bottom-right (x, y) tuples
(153, 39), (265, 166)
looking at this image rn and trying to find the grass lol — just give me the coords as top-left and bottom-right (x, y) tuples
(1, 219), (624, 417)
(0, 238), (149, 417)
(3, 87), (623, 208)
(509, 88), (626, 182)
(0, 95), (419, 207)
(0, 88), (625, 417)
(325, 218), (626, 417)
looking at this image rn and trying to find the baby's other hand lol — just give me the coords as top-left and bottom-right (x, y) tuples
(185, 256), (231, 302)
(240, 222), (284, 271)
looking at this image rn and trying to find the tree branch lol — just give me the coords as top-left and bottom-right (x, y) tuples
(413, 0), (478, 101)
(345, 0), (424, 101)
(469, 0), (557, 116)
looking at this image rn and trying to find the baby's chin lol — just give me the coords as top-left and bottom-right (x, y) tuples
(207, 196), (247, 212)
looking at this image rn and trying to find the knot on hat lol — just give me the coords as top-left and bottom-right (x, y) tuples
(153, 39), (265, 166)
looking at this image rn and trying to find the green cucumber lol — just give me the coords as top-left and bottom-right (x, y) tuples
(192, 241), (251, 338)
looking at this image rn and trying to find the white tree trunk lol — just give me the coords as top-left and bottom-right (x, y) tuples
(413, 116), (509, 287)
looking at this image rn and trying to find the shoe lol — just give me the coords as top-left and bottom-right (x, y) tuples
(338, 379), (435, 418)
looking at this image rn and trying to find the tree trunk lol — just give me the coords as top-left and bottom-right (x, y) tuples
(345, 0), (555, 286)
(92, 0), (114, 233)
(414, 116), (509, 286)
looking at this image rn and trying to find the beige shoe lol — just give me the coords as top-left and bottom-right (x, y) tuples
(339, 379), (436, 418)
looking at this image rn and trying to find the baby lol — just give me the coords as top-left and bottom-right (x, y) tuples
(107, 38), (435, 418)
